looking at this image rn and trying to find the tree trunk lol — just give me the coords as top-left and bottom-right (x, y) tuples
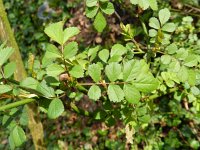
(0, 1), (46, 149)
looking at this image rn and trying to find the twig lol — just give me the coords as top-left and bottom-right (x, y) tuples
(170, 8), (200, 17)
(61, 45), (67, 70)
(0, 67), (5, 79)
(77, 81), (129, 86)
(114, 10), (121, 22)
(184, 4), (200, 13)
(132, 39), (144, 53)
(0, 98), (35, 111)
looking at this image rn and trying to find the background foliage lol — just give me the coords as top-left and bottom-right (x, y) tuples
(0, 0), (200, 149)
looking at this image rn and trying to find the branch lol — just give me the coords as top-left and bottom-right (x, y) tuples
(0, 98), (35, 111)
(77, 81), (129, 86)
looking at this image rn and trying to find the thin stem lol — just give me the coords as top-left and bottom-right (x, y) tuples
(61, 44), (68, 71)
(77, 81), (129, 86)
(148, 87), (178, 100)
(170, 8), (200, 17)
(114, 10), (121, 22)
(0, 67), (5, 79)
(132, 39), (144, 53)
(65, 59), (73, 66)
(0, 98), (35, 111)
(133, 51), (145, 54)
(184, 3), (200, 13)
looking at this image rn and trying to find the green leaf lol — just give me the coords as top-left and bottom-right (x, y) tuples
(191, 86), (200, 96)
(166, 43), (177, 54)
(105, 62), (121, 82)
(88, 63), (101, 82)
(46, 64), (65, 77)
(38, 98), (51, 113)
(88, 46), (100, 57)
(183, 54), (198, 67)
(69, 65), (84, 78)
(149, 0), (158, 10)
(94, 12), (106, 32)
(175, 48), (188, 60)
(48, 98), (64, 119)
(86, 0), (98, 7)
(98, 49), (109, 63)
(110, 44), (127, 57)
(108, 55), (122, 63)
(177, 66), (188, 82)
(107, 85), (124, 102)
(130, 0), (150, 10)
(99, 0), (109, 2)
(149, 29), (157, 37)
(168, 59), (180, 72)
(20, 77), (39, 90)
(63, 27), (80, 44)
(0, 46), (14, 66)
(4, 62), (16, 78)
(37, 80), (55, 98)
(44, 21), (64, 45)
(159, 8), (171, 26)
(162, 23), (176, 32)
(161, 55), (172, 64)
(100, 2), (114, 15)
(130, 0), (138, 4)
(161, 72), (180, 85)
(123, 84), (141, 104)
(123, 60), (148, 82)
(88, 46), (100, 61)
(190, 140), (200, 149)
(86, 6), (99, 18)
(138, 115), (150, 123)
(139, 0), (150, 10)
(9, 135), (15, 150)
(44, 44), (61, 59)
(0, 85), (12, 94)
(188, 69), (196, 86)
(19, 107), (28, 126)
(64, 42), (78, 59)
(88, 85), (101, 101)
(10, 126), (26, 147)
(133, 74), (159, 93)
(149, 17), (160, 29)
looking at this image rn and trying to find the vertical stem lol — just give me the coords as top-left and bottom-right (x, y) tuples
(0, 1), (46, 149)
(0, 2), (26, 80)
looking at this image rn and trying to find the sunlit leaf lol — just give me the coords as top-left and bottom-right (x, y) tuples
(44, 21), (64, 45)
(159, 8), (170, 26)
(10, 126), (26, 147)
(107, 84), (124, 102)
(0, 85), (12, 94)
(94, 12), (106, 32)
(124, 84), (141, 104)
(0, 46), (14, 66)
(64, 42), (78, 59)
(48, 98), (64, 119)
(105, 62), (121, 82)
(88, 85), (101, 101)
(88, 63), (101, 82)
